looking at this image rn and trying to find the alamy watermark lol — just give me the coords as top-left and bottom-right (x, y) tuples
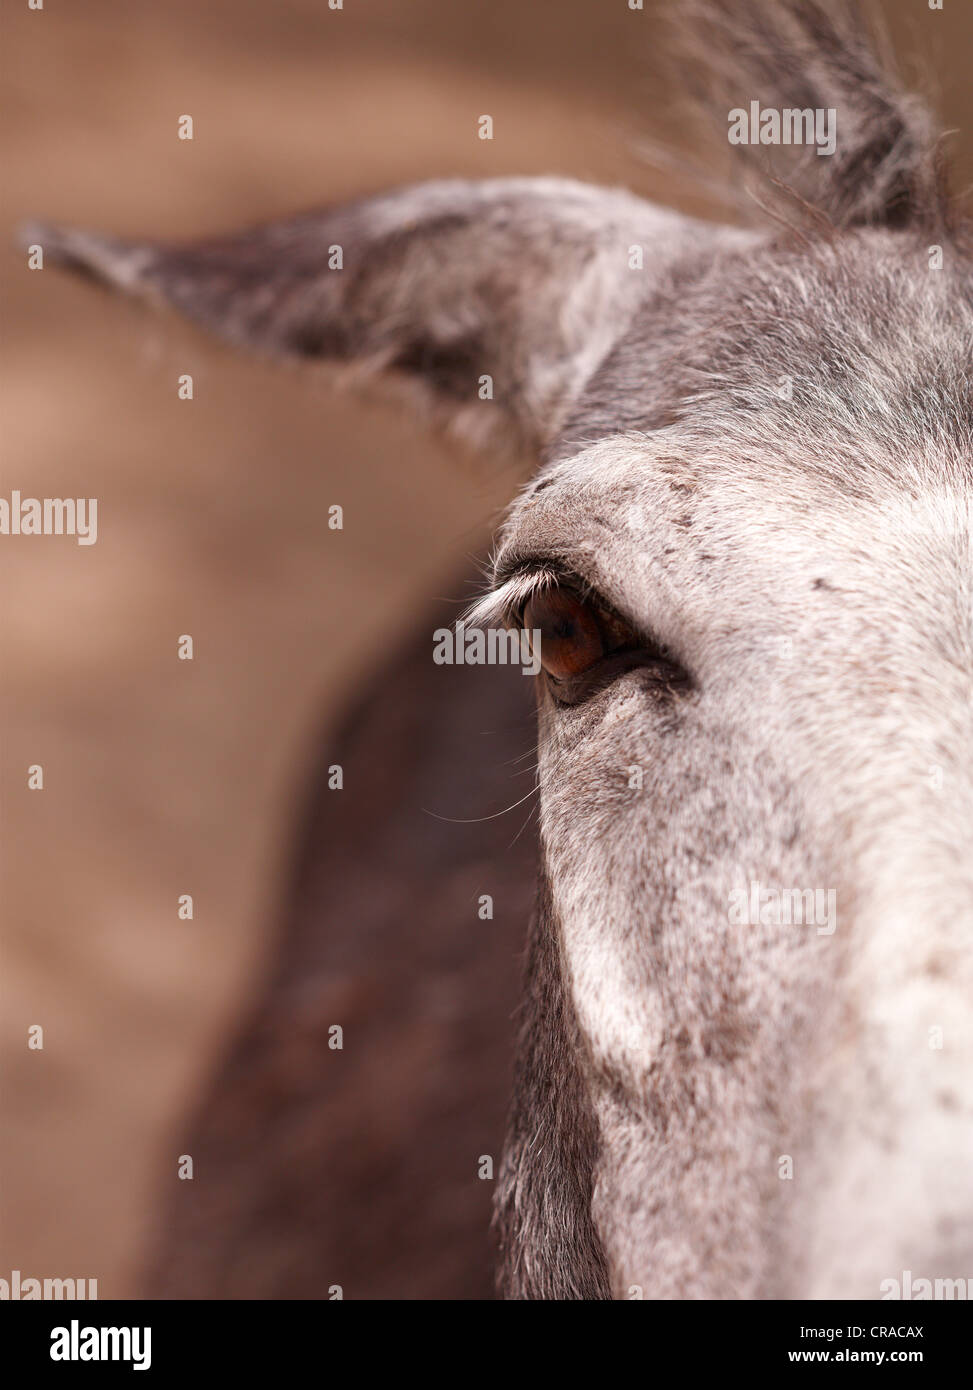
(1, 1269), (98, 1299)
(433, 621), (541, 676)
(0, 490), (98, 544)
(50, 1320), (151, 1372)
(880, 1271), (971, 1300)
(728, 102), (837, 157)
(728, 880), (837, 935)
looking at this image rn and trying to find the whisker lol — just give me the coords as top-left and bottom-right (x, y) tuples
(508, 796), (541, 850)
(422, 782), (539, 824)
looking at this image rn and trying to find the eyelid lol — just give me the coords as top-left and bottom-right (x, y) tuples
(504, 563), (637, 644)
(464, 562), (564, 630)
(470, 556), (655, 667)
(496, 555), (601, 611)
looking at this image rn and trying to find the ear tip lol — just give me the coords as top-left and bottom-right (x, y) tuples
(16, 218), (98, 264)
(17, 218), (59, 251)
(15, 219), (155, 290)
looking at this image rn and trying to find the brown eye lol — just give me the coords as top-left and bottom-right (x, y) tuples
(517, 577), (689, 705)
(522, 588), (618, 680)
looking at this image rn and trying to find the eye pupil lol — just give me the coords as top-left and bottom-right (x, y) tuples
(522, 589), (608, 680)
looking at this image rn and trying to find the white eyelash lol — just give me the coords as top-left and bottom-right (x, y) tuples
(462, 566), (561, 630)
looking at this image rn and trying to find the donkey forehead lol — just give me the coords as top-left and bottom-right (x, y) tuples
(502, 236), (973, 604)
(495, 432), (972, 663)
(501, 430), (970, 565)
(558, 230), (973, 475)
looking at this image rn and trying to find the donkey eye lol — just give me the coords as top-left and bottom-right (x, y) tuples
(521, 587), (637, 681)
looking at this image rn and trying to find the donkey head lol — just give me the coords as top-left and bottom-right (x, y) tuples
(29, 0), (972, 1298)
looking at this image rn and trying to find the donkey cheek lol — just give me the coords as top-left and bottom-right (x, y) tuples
(545, 864), (666, 1083)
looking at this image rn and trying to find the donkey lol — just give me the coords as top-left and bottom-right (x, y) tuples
(27, 0), (972, 1299)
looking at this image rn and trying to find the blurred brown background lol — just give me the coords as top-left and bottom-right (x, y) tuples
(2, 0), (970, 1298)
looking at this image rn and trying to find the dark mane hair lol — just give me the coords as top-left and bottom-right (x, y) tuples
(670, 0), (965, 240)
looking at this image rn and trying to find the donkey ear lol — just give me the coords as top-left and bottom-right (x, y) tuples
(23, 178), (675, 456)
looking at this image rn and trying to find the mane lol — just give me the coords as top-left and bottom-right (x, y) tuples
(664, 0), (968, 243)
